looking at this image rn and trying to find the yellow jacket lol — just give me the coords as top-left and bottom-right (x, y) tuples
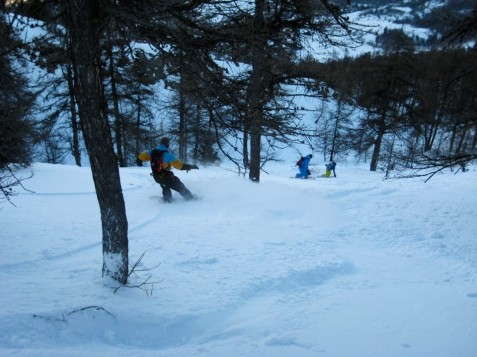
(138, 147), (187, 171)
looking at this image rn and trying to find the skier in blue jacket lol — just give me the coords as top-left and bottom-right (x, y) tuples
(138, 137), (199, 202)
(295, 154), (313, 179)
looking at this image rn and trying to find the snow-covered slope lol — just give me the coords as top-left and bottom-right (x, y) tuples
(1, 161), (476, 356)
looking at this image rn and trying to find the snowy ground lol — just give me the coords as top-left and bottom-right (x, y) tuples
(1, 160), (476, 357)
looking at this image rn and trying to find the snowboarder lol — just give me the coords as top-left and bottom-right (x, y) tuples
(138, 137), (199, 202)
(295, 154), (313, 179)
(321, 160), (336, 178)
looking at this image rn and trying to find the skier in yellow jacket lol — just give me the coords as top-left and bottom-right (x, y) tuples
(138, 137), (199, 202)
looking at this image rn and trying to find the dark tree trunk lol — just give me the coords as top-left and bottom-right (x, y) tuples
(179, 58), (187, 161)
(330, 99), (342, 161)
(243, 121), (249, 170)
(370, 115), (386, 172)
(66, 64), (81, 166)
(65, 0), (129, 285)
(108, 44), (125, 167)
(249, 118), (262, 182)
(134, 92), (141, 157)
(179, 88), (187, 160)
(193, 104), (200, 160)
(248, 0), (265, 182)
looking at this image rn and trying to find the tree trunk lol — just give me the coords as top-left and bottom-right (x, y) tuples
(249, 117), (262, 182)
(65, 0), (129, 285)
(248, 0), (265, 182)
(66, 64), (81, 166)
(179, 89), (187, 160)
(179, 61), (187, 161)
(370, 116), (386, 172)
(243, 123), (249, 170)
(330, 98), (342, 161)
(193, 104), (200, 160)
(135, 91), (142, 157)
(108, 44), (125, 167)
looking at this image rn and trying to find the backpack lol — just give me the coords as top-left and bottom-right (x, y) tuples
(150, 149), (165, 174)
(296, 156), (305, 167)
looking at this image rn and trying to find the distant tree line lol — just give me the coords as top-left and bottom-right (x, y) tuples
(307, 48), (476, 177)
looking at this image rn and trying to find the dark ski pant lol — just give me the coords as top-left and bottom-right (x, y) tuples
(153, 171), (193, 201)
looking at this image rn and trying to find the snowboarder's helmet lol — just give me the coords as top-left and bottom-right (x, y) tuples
(160, 137), (170, 148)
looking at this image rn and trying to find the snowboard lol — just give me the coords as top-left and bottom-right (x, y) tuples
(150, 195), (201, 203)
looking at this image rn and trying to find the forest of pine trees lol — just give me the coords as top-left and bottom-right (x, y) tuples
(1, 0), (476, 283)
(2, 1), (475, 176)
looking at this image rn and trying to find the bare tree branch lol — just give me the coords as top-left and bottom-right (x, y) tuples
(113, 251), (162, 296)
(393, 151), (476, 182)
(0, 165), (33, 206)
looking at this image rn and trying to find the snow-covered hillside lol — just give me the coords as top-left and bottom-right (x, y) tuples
(1, 161), (476, 356)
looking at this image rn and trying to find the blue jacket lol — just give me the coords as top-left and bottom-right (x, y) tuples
(326, 161), (336, 171)
(296, 154), (312, 178)
(138, 144), (186, 171)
